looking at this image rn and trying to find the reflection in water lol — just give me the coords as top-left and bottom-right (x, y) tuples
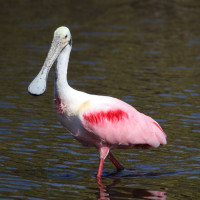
(97, 178), (167, 200)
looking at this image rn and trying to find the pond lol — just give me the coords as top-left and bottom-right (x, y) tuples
(0, 0), (199, 199)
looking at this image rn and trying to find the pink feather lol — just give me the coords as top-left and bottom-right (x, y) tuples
(81, 97), (166, 149)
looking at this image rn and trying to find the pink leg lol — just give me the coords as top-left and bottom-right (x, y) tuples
(97, 159), (104, 178)
(97, 146), (110, 178)
(108, 152), (124, 170)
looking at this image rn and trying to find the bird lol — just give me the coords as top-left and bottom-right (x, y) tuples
(28, 26), (167, 178)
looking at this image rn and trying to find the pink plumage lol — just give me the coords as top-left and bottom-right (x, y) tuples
(81, 97), (166, 149)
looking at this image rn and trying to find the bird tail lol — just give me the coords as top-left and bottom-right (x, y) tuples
(152, 121), (167, 146)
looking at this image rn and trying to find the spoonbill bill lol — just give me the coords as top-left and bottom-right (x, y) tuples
(28, 26), (167, 178)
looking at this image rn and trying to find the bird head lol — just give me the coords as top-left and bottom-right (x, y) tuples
(54, 26), (72, 48)
(28, 26), (72, 96)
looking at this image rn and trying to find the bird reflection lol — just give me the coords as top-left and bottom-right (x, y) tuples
(97, 177), (167, 200)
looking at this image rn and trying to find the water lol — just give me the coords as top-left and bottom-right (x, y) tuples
(0, 0), (199, 199)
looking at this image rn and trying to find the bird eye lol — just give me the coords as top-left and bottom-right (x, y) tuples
(65, 35), (68, 38)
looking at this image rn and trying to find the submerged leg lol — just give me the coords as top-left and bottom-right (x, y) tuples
(97, 146), (110, 178)
(108, 152), (124, 170)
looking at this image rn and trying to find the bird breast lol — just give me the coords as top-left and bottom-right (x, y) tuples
(54, 96), (67, 115)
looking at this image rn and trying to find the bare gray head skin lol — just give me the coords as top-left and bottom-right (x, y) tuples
(28, 26), (72, 96)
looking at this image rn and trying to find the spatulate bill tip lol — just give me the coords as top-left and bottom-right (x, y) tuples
(28, 86), (46, 96)
(28, 78), (47, 96)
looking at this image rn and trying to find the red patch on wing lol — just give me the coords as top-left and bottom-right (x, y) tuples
(84, 109), (128, 124)
(54, 97), (66, 114)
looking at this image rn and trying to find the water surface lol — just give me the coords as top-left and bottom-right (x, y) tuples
(0, 1), (199, 199)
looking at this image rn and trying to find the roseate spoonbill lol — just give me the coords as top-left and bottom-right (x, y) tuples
(28, 26), (167, 178)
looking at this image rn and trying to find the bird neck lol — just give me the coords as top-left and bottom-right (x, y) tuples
(55, 45), (72, 98)
(54, 44), (89, 114)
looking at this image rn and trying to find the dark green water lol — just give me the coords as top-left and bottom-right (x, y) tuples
(0, 0), (199, 199)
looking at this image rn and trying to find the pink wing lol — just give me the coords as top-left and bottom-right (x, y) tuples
(81, 97), (166, 148)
